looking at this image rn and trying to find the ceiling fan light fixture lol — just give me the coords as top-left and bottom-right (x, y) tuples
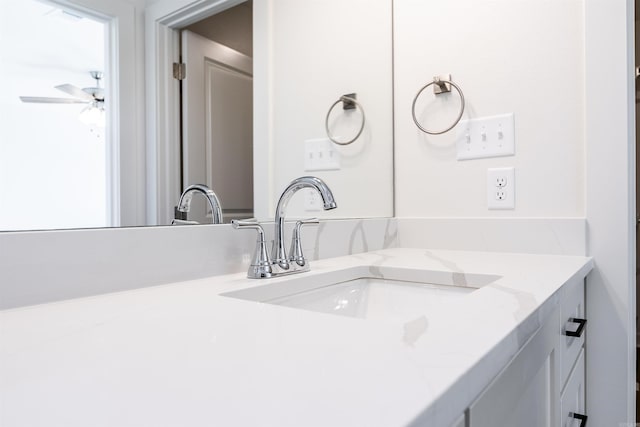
(79, 101), (105, 128)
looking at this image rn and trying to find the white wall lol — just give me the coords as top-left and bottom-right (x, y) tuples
(398, 218), (586, 256)
(584, 0), (636, 423)
(261, 0), (394, 219)
(394, 1), (635, 425)
(394, 0), (585, 218)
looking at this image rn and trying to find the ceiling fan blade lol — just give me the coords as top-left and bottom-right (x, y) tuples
(20, 96), (88, 104)
(55, 84), (94, 101)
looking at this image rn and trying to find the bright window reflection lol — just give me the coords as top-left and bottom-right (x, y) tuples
(0, 0), (107, 231)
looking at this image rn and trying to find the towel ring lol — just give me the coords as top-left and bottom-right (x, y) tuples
(325, 94), (366, 146)
(412, 77), (465, 135)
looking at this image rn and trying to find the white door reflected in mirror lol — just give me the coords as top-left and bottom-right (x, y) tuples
(181, 28), (253, 224)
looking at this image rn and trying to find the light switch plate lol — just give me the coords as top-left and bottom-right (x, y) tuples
(457, 113), (515, 160)
(304, 138), (341, 171)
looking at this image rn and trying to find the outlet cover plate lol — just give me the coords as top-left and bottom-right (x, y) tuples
(304, 188), (322, 211)
(487, 167), (515, 209)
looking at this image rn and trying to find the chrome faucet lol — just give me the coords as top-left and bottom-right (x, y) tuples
(273, 176), (337, 269)
(173, 184), (223, 224)
(232, 176), (337, 279)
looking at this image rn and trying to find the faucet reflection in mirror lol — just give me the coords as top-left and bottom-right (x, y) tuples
(232, 176), (337, 279)
(172, 184), (223, 225)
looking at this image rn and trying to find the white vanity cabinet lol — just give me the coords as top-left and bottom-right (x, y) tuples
(466, 276), (587, 427)
(559, 278), (587, 427)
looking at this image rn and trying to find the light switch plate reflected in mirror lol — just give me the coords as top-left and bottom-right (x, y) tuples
(304, 138), (341, 171)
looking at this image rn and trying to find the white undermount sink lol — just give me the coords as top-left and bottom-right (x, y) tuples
(222, 266), (500, 321)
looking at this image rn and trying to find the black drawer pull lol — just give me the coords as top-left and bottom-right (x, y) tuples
(564, 317), (587, 337)
(570, 412), (587, 426)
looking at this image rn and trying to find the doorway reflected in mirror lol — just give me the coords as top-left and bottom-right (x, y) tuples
(0, 0), (108, 231)
(180, 1), (254, 224)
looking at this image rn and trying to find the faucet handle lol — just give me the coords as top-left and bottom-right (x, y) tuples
(231, 219), (261, 229)
(289, 218), (319, 267)
(171, 219), (200, 225)
(231, 220), (273, 279)
(292, 218), (320, 226)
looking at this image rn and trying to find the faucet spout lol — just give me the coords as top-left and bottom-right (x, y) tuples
(273, 176), (337, 269)
(175, 184), (223, 224)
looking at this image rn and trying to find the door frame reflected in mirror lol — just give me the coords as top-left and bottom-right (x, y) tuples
(145, 0), (257, 226)
(55, 0), (143, 227)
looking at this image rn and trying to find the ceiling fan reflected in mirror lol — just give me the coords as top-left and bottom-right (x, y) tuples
(19, 71), (106, 127)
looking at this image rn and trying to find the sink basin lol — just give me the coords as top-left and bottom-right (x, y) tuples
(222, 266), (500, 321)
(268, 277), (476, 320)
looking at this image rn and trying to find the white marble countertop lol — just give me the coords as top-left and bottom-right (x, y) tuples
(0, 248), (593, 427)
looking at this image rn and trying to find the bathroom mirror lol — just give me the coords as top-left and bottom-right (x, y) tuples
(0, 0), (393, 231)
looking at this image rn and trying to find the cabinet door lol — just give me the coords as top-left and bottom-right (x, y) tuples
(560, 349), (586, 427)
(468, 310), (560, 427)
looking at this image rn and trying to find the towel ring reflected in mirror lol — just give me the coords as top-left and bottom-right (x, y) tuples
(412, 76), (465, 135)
(325, 93), (366, 146)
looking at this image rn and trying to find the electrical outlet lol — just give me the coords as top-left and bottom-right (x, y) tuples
(487, 167), (515, 209)
(304, 189), (322, 211)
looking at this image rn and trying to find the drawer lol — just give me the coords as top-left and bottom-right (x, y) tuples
(560, 278), (586, 386)
(560, 349), (586, 427)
